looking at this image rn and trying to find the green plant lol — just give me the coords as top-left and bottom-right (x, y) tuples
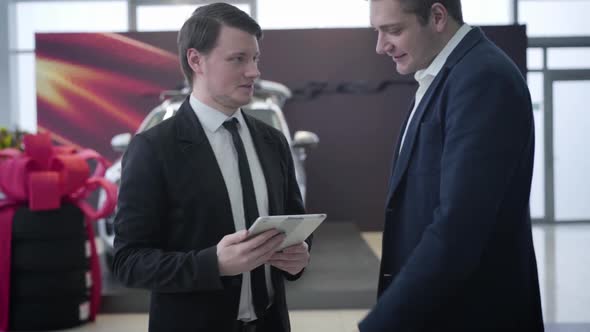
(0, 127), (28, 150)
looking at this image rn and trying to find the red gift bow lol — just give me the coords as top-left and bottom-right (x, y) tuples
(0, 133), (118, 331)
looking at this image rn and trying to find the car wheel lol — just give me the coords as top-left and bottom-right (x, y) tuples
(11, 204), (85, 240)
(11, 238), (89, 271)
(11, 269), (89, 297)
(9, 294), (91, 331)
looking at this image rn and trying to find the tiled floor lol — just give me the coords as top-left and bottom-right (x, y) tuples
(360, 224), (590, 324)
(532, 224), (590, 323)
(57, 224), (590, 331)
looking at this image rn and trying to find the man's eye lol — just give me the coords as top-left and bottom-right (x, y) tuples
(231, 57), (244, 62)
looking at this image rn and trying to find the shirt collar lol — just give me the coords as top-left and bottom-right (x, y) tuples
(414, 24), (472, 83)
(189, 94), (245, 133)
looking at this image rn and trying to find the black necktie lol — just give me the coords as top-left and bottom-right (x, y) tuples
(223, 118), (269, 318)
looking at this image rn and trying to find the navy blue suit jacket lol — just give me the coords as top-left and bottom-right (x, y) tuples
(360, 28), (544, 331)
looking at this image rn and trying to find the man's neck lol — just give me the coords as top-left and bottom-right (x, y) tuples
(422, 20), (462, 72)
(439, 20), (462, 51)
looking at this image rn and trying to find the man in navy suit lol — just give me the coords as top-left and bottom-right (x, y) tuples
(113, 3), (311, 331)
(359, 0), (544, 331)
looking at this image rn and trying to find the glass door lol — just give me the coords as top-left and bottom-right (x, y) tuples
(545, 70), (590, 223)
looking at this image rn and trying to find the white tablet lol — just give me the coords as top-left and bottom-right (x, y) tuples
(247, 213), (327, 250)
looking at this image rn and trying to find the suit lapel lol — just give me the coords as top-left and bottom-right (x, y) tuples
(385, 98), (414, 203)
(386, 70), (448, 205)
(243, 113), (280, 215)
(175, 99), (235, 233)
(386, 27), (485, 206)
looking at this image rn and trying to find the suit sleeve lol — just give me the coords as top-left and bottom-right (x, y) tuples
(359, 66), (533, 330)
(277, 131), (312, 281)
(112, 134), (223, 293)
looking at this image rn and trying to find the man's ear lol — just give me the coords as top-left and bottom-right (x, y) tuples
(187, 48), (204, 74)
(430, 3), (449, 32)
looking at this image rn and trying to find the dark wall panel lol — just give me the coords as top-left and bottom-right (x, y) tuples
(260, 25), (527, 231)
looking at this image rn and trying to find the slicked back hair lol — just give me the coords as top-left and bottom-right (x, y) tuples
(177, 3), (262, 87)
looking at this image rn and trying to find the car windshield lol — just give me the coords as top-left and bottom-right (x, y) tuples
(143, 108), (175, 131)
(142, 107), (281, 133)
(243, 108), (281, 131)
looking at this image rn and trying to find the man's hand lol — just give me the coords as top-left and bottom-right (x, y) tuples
(268, 241), (310, 275)
(217, 229), (286, 276)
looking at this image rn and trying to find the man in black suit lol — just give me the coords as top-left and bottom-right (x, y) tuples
(112, 3), (311, 332)
(359, 0), (544, 331)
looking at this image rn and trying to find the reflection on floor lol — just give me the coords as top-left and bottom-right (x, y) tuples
(361, 224), (590, 324)
(55, 223), (590, 332)
(99, 222), (380, 312)
(532, 224), (590, 323)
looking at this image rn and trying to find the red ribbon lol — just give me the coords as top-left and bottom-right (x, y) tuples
(0, 133), (118, 331)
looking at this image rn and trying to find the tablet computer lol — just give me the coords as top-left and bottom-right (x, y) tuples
(247, 213), (327, 250)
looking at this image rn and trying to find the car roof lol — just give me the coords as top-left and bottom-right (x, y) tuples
(137, 81), (293, 143)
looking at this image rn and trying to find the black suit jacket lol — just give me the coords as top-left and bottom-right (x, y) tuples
(360, 28), (544, 331)
(113, 99), (307, 332)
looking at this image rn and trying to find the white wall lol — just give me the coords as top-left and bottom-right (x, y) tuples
(0, 1), (12, 129)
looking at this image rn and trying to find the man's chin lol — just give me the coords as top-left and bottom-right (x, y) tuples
(395, 64), (412, 76)
(232, 96), (252, 108)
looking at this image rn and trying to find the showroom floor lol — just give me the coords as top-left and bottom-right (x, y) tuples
(54, 224), (590, 332)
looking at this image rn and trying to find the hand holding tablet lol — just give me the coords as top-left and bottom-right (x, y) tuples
(247, 214), (327, 250)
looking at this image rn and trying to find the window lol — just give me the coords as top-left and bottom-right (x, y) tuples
(15, 1), (128, 50)
(527, 72), (545, 219)
(14, 53), (36, 132)
(258, 0), (369, 29)
(12, 1), (128, 132)
(137, 4), (251, 32)
(553, 80), (590, 221)
(527, 48), (544, 71)
(519, 0), (590, 37)
(461, 0), (512, 25)
(548, 48), (590, 70)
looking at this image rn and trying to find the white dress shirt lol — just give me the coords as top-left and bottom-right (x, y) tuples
(189, 95), (274, 322)
(399, 24), (472, 154)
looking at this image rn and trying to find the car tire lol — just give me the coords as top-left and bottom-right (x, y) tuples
(11, 204), (86, 240)
(9, 294), (91, 331)
(11, 238), (89, 271)
(10, 269), (89, 297)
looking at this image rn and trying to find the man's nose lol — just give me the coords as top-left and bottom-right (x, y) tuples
(375, 32), (389, 55)
(245, 61), (261, 78)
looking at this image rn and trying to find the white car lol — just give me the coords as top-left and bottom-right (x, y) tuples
(97, 80), (319, 266)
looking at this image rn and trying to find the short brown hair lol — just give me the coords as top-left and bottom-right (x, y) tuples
(398, 0), (464, 25)
(177, 3), (262, 87)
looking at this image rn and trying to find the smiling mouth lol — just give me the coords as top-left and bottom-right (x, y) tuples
(393, 54), (407, 61)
